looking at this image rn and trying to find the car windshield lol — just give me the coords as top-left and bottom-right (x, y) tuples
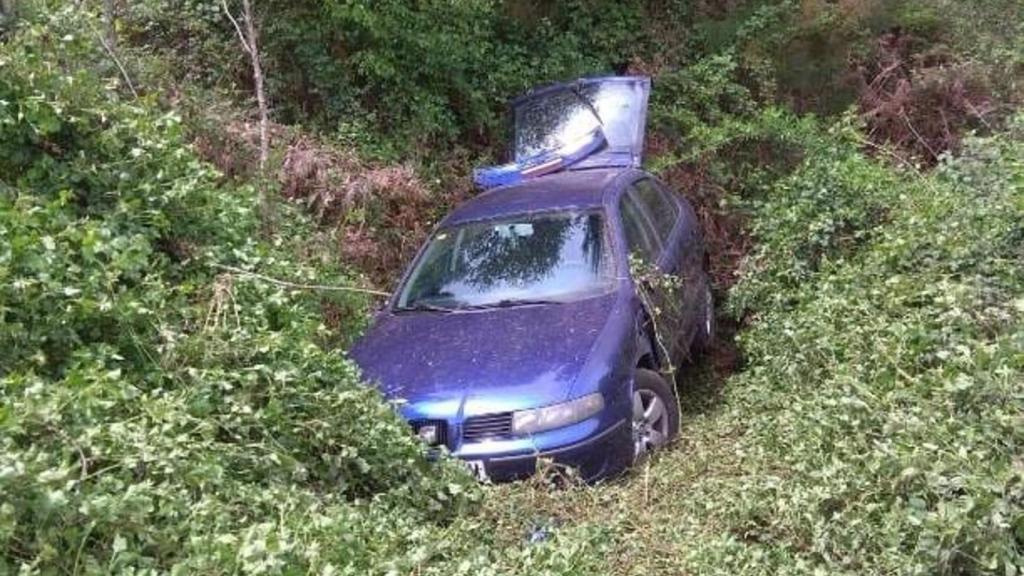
(397, 211), (613, 310)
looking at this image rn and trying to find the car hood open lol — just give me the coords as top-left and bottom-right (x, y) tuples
(350, 293), (618, 419)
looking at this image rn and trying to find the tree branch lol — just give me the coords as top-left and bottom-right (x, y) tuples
(102, 0), (116, 50)
(92, 25), (137, 98)
(221, 0), (251, 55)
(213, 263), (391, 297)
(241, 0), (269, 173)
(901, 111), (939, 162)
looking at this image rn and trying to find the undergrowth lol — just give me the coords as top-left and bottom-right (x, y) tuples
(0, 9), (603, 574)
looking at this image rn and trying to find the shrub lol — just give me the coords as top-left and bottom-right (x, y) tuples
(853, 27), (997, 165)
(0, 9), (611, 574)
(717, 111), (1024, 574)
(122, 0), (653, 159)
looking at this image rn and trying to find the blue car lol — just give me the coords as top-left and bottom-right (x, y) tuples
(351, 77), (714, 482)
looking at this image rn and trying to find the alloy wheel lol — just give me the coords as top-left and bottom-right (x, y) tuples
(632, 388), (671, 460)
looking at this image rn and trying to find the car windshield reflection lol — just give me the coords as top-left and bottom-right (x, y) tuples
(396, 211), (613, 311)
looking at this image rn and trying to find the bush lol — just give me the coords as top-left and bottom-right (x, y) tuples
(122, 0), (652, 159)
(264, 0), (647, 156)
(0, 10), (610, 574)
(713, 111), (1024, 574)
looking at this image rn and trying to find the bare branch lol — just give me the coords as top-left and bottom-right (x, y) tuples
(102, 0), (116, 50)
(241, 0), (269, 173)
(212, 263), (391, 297)
(901, 111), (939, 162)
(92, 25), (138, 99)
(221, 0), (251, 55)
(965, 99), (995, 133)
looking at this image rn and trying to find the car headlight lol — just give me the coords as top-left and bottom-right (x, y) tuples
(416, 424), (439, 445)
(511, 393), (605, 435)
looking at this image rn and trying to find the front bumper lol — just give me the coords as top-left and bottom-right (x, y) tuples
(459, 419), (633, 483)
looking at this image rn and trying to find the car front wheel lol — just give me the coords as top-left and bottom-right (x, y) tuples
(631, 369), (680, 462)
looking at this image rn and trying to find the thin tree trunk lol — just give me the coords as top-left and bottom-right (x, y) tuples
(223, 0), (273, 231)
(93, 0), (137, 98)
(241, 0), (269, 175)
(102, 0), (116, 51)
(1, 0), (16, 26)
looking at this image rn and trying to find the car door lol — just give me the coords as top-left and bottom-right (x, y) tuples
(633, 179), (704, 347)
(619, 182), (687, 366)
(667, 181), (706, 346)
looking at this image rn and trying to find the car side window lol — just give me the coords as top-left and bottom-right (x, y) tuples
(634, 179), (679, 243)
(619, 188), (661, 263)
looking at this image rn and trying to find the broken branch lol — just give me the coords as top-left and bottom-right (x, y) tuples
(212, 263), (391, 297)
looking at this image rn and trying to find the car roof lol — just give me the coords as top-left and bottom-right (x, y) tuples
(442, 168), (632, 226)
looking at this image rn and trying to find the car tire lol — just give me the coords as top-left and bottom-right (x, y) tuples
(631, 369), (680, 463)
(691, 276), (715, 354)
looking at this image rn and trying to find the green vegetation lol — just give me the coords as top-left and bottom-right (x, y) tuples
(2, 0), (1022, 574)
(122, 0), (660, 159)
(0, 8), (601, 574)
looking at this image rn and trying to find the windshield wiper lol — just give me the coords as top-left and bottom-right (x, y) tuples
(458, 298), (563, 310)
(394, 303), (456, 314)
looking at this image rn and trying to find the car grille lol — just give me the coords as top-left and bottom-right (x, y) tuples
(462, 412), (513, 442)
(410, 419), (449, 448)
